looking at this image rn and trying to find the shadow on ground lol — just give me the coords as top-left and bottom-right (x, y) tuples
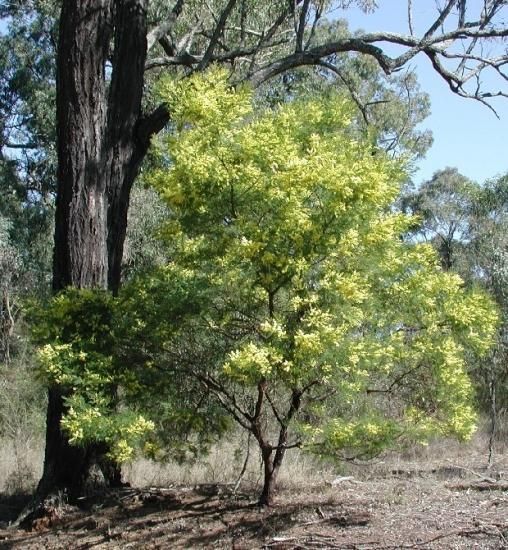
(0, 493), (32, 527)
(0, 485), (370, 549)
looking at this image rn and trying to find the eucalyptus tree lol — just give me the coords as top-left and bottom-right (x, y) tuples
(2, 0), (507, 503)
(0, 0), (57, 359)
(470, 173), (508, 462)
(401, 168), (480, 272)
(0, 216), (18, 362)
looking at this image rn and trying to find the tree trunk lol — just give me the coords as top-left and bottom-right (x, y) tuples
(259, 447), (283, 507)
(36, 389), (99, 500)
(1, 287), (14, 363)
(52, 0), (112, 293)
(37, 0), (152, 502)
(105, 0), (149, 295)
(256, 388), (301, 506)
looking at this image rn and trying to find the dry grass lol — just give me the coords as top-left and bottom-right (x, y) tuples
(1, 419), (506, 498)
(0, 438), (43, 495)
(125, 422), (508, 495)
(1, 424), (507, 548)
(125, 433), (335, 490)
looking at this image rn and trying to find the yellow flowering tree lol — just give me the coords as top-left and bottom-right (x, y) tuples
(32, 286), (230, 475)
(144, 69), (498, 506)
(31, 289), (156, 469)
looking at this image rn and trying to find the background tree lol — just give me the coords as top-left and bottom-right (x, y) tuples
(0, 216), (19, 363)
(401, 168), (479, 272)
(2, 0), (507, 504)
(469, 173), (508, 464)
(0, 0), (56, 357)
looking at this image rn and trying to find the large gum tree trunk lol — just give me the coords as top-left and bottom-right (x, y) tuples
(37, 0), (153, 502)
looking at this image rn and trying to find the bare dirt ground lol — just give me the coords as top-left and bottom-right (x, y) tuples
(1, 464), (507, 549)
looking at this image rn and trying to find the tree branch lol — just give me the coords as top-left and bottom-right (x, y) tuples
(147, 0), (186, 51)
(193, 371), (252, 429)
(316, 60), (370, 124)
(407, 0), (414, 36)
(198, 0), (238, 70)
(295, 0), (311, 52)
(136, 104), (170, 151)
(423, 0), (456, 40)
(265, 389), (284, 426)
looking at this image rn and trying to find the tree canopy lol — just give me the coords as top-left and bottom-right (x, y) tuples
(143, 71), (500, 503)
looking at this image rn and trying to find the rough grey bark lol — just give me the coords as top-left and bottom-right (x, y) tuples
(40, 0), (152, 501)
(52, 0), (112, 292)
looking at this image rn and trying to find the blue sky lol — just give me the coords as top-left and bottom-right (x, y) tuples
(2, 3), (505, 185)
(342, 2), (508, 185)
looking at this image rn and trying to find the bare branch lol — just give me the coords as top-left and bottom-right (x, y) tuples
(316, 60), (370, 124)
(198, 0), (238, 70)
(4, 141), (39, 149)
(136, 104), (170, 150)
(247, 1), (302, 75)
(254, 378), (267, 421)
(147, 0), (186, 51)
(265, 389), (284, 426)
(423, 0), (456, 39)
(145, 39), (291, 71)
(458, 0), (466, 28)
(424, 49), (503, 117)
(158, 36), (175, 57)
(305, 1), (324, 50)
(457, 0), (504, 75)
(296, 0), (311, 52)
(194, 371), (252, 429)
(281, 440), (302, 450)
(407, 0), (414, 36)
(176, 13), (206, 52)
(142, 2), (508, 134)
(249, 37), (394, 85)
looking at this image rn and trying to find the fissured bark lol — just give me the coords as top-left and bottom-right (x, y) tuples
(39, 0), (152, 501)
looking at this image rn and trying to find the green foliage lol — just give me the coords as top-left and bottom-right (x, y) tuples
(144, 69), (498, 460)
(0, 2), (57, 365)
(27, 70), (499, 469)
(402, 169), (508, 421)
(31, 289), (156, 462)
(116, 266), (233, 461)
(258, 19), (432, 163)
(401, 168), (480, 272)
(468, 173), (508, 415)
(0, 0), (57, 203)
(122, 185), (171, 279)
(31, 285), (231, 462)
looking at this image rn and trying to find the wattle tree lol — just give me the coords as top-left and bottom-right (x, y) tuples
(142, 72), (498, 505)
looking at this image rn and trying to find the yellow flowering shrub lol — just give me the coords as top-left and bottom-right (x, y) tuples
(32, 289), (155, 463)
(32, 69), (499, 467)
(146, 69), (498, 459)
